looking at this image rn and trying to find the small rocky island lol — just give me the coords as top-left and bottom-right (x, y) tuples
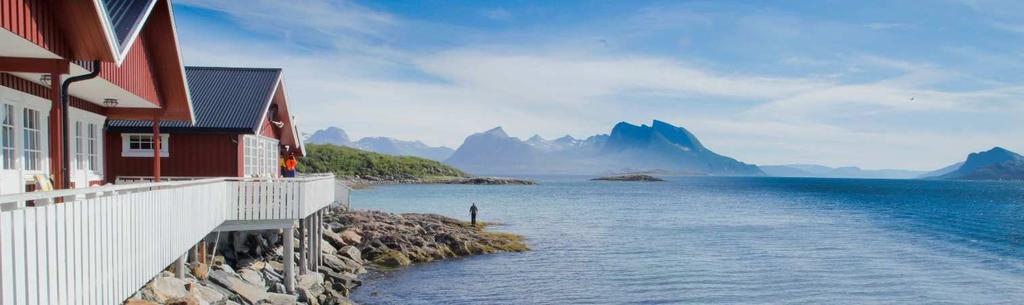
(128, 208), (528, 305)
(438, 176), (536, 185)
(591, 174), (665, 182)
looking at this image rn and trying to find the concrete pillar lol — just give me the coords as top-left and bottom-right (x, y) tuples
(299, 216), (308, 275)
(175, 253), (187, 279)
(283, 226), (295, 294)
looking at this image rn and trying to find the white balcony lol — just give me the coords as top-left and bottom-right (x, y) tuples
(0, 174), (347, 305)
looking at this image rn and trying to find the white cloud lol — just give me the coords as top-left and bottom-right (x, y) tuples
(172, 1), (1024, 169)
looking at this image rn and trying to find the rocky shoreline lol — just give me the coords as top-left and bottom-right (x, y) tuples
(341, 176), (536, 188)
(127, 208), (528, 305)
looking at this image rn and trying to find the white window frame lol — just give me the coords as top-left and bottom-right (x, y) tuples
(0, 86), (51, 194)
(22, 108), (44, 172)
(69, 109), (106, 181)
(1, 103), (15, 170)
(242, 135), (279, 177)
(121, 133), (169, 157)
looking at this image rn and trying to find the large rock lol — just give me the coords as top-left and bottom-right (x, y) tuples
(323, 230), (347, 249)
(148, 276), (190, 302)
(266, 293), (299, 305)
(238, 268), (266, 288)
(191, 284), (226, 304)
(125, 299), (159, 305)
(296, 273), (326, 301)
(323, 254), (361, 274)
(208, 270), (269, 304)
(337, 246), (363, 264)
(340, 229), (362, 245)
(166, 295), (206, 305)
(372, 250), (411, 268)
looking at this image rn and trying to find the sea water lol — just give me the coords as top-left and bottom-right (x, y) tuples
(350, 176), (1024, 304)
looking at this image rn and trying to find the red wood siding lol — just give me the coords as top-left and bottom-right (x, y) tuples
(0, 0), (72, 57)
(97, 35), (162, 107)
(105, 132), (240, 182)
(0, 73), (107, 116)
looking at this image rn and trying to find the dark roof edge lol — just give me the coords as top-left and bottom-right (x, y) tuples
(184, 66), (283, 72)
(107, 126), (256, 135)
(251, 73), (284, 134)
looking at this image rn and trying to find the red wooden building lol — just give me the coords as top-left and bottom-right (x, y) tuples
(1, 0), (194, 194)
(106, 66), (304, 181)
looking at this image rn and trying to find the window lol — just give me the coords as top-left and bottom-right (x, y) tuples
(1, 104), (13, 170)
(75, 121), (84, 169)
(121, 134), (169, 157)
(22, 108), (41, 171)
(242, 135), (279, 177)
(87, 123), (97, 171)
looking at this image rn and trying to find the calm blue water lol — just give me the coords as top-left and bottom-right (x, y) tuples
(349, 176), (1024, 304)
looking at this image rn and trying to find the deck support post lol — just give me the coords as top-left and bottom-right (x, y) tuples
(175, 253), (186, 279)
(317, 210), (324, 269)
(299, 216), (308, 275)
(283, 226), (296, 294)
(313, 210), (321, 270)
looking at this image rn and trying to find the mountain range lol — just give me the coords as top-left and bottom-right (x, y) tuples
(305, 127), (455, 161)
(307, 125), (1024, 181)
(445, 120), (764, 176)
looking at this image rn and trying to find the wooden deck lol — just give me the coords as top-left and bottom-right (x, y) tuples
(0, 175), (345, 305)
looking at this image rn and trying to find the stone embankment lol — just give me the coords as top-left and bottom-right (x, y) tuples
(127, 209), (527, 305)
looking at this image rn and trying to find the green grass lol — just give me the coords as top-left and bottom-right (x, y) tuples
(298, 144), (470, 180)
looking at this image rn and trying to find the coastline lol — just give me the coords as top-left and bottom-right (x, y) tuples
(340, 176), (537, 189)
(128, 207), (527, 305)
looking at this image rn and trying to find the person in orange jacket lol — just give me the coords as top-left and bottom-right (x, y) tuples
(284, 153), (298, 177)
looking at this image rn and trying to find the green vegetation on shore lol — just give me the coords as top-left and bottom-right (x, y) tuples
(299, 144), (470, 180)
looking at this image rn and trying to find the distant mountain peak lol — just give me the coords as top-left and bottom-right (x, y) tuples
(938, 146), (1024, 180)
(448, 120), (762, 176)
(306, 126), (351, 145)
(483, 127), (508, 137)
(306, 126), (453, 161)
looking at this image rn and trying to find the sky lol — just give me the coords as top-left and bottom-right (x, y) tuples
(171, 0), (1024, 171)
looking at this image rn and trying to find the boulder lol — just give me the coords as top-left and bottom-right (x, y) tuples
(148, 276), (189, 302)
(322, 239), (338, 255)
(238, 268), (266, 287)
(296, 273), (326, 303)
(322, 254), (359, 274)
(372, 250), (411, 268)
(338, 246), (363, 264)
(265, 293), (299, 305)
(340, 229), (362, 244)
(323, 230), (347, 249)
(208, 270), (269, 304)
(124, 299), (159, 305)
(190, 284), (225, 304)
(166, 295), (206, 305)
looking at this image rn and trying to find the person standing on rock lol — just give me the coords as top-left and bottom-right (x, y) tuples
(470, 203), (479, 226)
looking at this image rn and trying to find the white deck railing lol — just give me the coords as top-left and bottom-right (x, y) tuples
(0, 175), (338, 305)
(225, 176), (338, 221)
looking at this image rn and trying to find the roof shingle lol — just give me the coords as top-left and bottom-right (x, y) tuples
(108, 66), (282, 133)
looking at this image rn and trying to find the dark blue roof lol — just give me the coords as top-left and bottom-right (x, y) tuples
(101, 0), (158, 52)
(108, 66), (282, 134)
